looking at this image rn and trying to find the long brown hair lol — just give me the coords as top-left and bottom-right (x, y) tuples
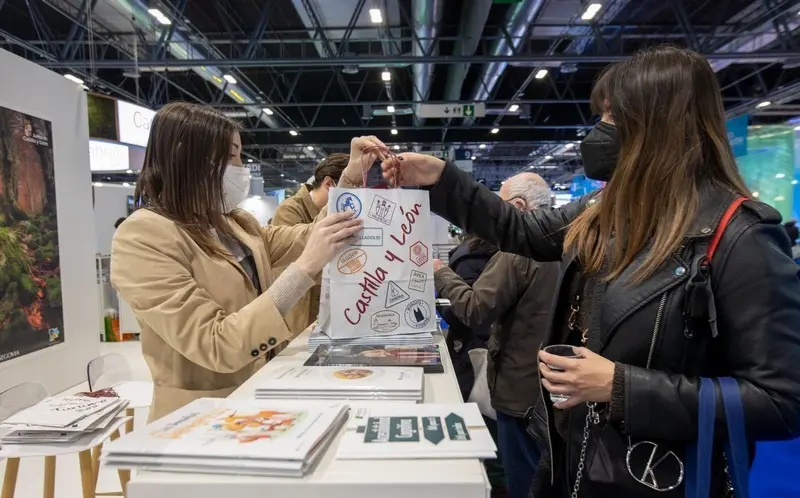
(565, 46), (750, 282)
(134, 101), (240, 258)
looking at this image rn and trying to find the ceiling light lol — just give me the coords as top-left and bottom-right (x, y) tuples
(793, 180), (798, 185)
(581, 3), (603, 21)
(470, 155), (477, 160)
(247, 159), (253, 163)
(391, 128), (398, 135)
(479, 144), (486, 149)
(147, 8), (172, 25)
(262, 107), (274, 115)
(756, 101), (771, 108)
(564, 143), (575, 149)
(393, 145), (400, 150)
(775, 195), (786, 202)
(491, 128), (500, 134)
(280, 173), (285, 177)
(508, 104), (519, 112)
(544, 155), (553, 160)
(307, 146), (315, 151)
(752, 191), (760, 198)
(535, 69), (549, 80)
(289, 130), (298, 136)
(369, 8), (383, 23)
(126, 169), (133, 174)
(387, 105), (395, 113)
(795, 125), (800, 131)
(64, 74), (84, 85)
(776, 172), (786, 179)
(381, 70), (391, 82)
(223, 74), (237, 85)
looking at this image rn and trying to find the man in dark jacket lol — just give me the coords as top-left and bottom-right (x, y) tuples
(440, 236), (497, 399)
(434, 173), (560, 498)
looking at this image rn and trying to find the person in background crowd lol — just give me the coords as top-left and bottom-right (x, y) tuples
(111, 102), (383, 420)
(783, 221), (800, 261)
(433, 173), (559, 498)
(435, 233), (504, 497)
(439, 235), (497, 400)
(270, 154), (349, 333)
(114, 217), (125, 229)
(379, 46), (800, 497)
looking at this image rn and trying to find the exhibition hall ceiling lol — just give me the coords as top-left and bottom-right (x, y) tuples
(1, 0), (799, 187)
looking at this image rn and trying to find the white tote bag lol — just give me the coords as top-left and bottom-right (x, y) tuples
(318, 187), (437, 339)
(467, 348), (497, 420)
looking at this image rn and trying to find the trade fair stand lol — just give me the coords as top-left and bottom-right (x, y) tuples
(126, 331), (491, 498)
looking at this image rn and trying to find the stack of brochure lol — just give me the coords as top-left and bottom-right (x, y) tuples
(308, 328), (435, 352)
(305, 344), (444, 374)
(101, 398), (348, 477)
(0, 395), (128, 445)
(254, 366), (424, 402)
(337, 402), (497, 460)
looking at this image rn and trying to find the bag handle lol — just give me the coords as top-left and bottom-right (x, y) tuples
(685, 377), (750, 498)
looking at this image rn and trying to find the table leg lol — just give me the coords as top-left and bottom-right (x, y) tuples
(108, 429), (130, 497)
(125, 408), (134, 434)
(43, 456), (56, 498)
(92, 443), (103, 489)
(78, 450), (95, 498)
(1, 457), (20, 498)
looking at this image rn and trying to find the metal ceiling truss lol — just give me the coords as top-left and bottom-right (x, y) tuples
(3, 0), (800, 183)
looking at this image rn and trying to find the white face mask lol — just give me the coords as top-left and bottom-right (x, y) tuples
(222, 165), (251, 212)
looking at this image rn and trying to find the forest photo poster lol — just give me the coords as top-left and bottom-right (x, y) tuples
(0, 105), (63, 363)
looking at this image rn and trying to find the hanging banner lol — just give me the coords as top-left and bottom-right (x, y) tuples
(321, 187), (437, 339)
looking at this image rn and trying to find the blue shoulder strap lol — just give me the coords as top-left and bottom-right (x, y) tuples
(686, 377), (716, 498)
(685, 377), (750, 498)
(719, 376), (750, 498)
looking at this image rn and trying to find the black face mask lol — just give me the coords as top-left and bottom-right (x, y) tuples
(580, 122), (620, 182)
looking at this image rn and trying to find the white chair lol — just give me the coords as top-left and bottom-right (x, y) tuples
(87, 353), (153, 433)
(86, 354), (153, 496)
(0, 382), (127, 498)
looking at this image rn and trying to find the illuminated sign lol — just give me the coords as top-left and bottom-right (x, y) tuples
(89, 140), (130, 172)
(117, 100), (156, 148)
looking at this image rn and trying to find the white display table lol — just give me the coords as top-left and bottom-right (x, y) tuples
(127, 332), (491, 498)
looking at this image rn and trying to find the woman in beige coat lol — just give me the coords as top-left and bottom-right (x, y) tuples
(111, 102), (383, 420)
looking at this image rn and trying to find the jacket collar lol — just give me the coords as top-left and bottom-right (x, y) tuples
(685, 183), (738, 238)
(298, 184), (322, 219)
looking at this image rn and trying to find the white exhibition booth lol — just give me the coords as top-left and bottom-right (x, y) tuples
(0, 49), (100, 395)
(0, 48), (488, 498)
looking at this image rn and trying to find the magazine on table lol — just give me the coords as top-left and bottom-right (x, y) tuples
(255, 366), (424, 394)
(337, 402), (497, 460)
(2, 396), (122, 428)
(304, 344), (444, 374)
(102, 398), (348, 462)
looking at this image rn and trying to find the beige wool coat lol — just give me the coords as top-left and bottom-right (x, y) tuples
(111, 208), (314, 421)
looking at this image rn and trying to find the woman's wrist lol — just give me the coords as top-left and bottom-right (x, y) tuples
(294, 256), (318, 278)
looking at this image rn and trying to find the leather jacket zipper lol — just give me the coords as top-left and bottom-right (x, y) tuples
(647, 293), (668, 369)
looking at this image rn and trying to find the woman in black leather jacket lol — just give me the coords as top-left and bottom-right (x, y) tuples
(377, 46), (800, 497)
